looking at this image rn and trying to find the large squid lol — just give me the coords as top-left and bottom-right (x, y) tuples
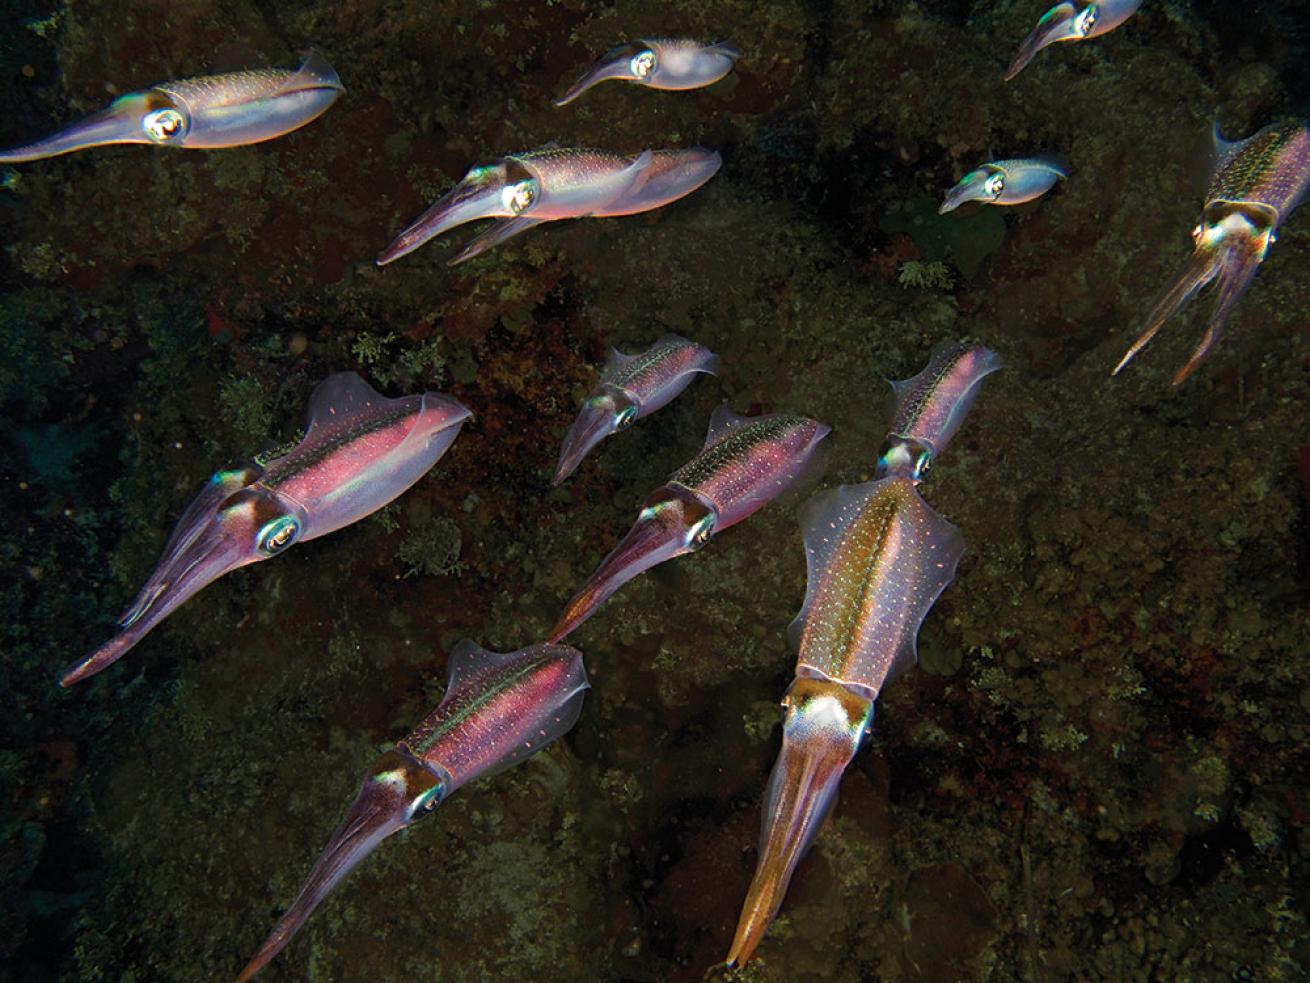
(550, 407), (830, 642)
(0, 51), (342, 163)
(1113, 120), (1310, 385)
(236, 641), (589, 980)
(722, 344), (1001, 969)
(63, 373), (470, 686)
(553, 39), (741, 107)
(553, 334), (719, 485)
(376, 146), (721, 266)
(1004, 1), (1142, 81)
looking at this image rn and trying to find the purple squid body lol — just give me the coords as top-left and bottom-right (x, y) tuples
(554, 38), (741, 107)
(549, 407), (830, 641)
(1114, 120), (1310, 384)
(877, 343), (1003, 481)
(376, 146), (722, 266)
(63, 373), (470, 686)
(235, 641), (589, 981)
(0, 50), (342, 163)
(553, 334), (720, 485)
(939, 155), (1068, 213)
(724, 477), (963, 969)
(1005, 0), (1142, 81)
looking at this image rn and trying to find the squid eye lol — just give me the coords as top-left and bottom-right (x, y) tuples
(630, 50), (657, 78)
(1074, 6), (1098, 36)
(686, 514), (716, 551)
(984, 172), (1006, 199)
(501, 179), (537, 215)
(915, 451), (933, 481)
(615, 406), (638, 430)
(412, 782), (444, 818)
(257, 515), (300, 556)
(142, 108), (187, 144)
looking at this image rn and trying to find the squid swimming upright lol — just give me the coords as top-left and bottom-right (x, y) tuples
(1114, 120), (1310, 384)
(550, 406), (829, 642)
(63, 373), (470, 686)
(376, 146), (721, 266)
(236, 641), (589, 980)
(722, 343), (1001, 969)
(1004, 1), (1142, 81)
(0, 51), (342, 163)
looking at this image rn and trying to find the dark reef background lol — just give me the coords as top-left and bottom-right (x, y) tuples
(2, 1), (1310, 980)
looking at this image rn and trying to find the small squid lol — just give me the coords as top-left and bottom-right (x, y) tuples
(377, 146), (722, 266)
(235, 641), (589, 980)
(554, 39), (741, 107)
(550, 407), (830, 642)
(553, 334), (719, 485)
(1004, 0), (1143, 81)
(0, 51), (342, 163)
(939, 155), (1069, 214)
(63, 373), (470, 686)
(721, 344), (999, 970)
(1114, 120), (1310, 384)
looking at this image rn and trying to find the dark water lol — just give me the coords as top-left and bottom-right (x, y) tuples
(2, 1), (1309, 980)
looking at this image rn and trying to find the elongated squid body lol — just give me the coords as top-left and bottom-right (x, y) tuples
(939, 155), (1068, 214)
(550, 407), (830, 642)
(554, 334), (720, 485)
(876, 343), (1004, 481)
(1005, 0), (1142, 81)
(554, 39), (741, 107)
(0, 51), (342, 163)
(723, 345), (999, 969)
(1113, 120), (1310, 384)
(236, 641), (589, 981)
(376, 146), (721, 266)
(63, 373), (470, 686)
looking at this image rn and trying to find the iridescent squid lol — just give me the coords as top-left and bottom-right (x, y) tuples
(1114, 120), (1310, 384)
(553, 334), (719, 485)
(722, 343), (1001, 969)
(0, 51), (342, 163)
(550, 407), (830, 642)
(554, 39), (741, 106)
(236, 641), (589, 980)
(63, 373), (470, 686)
(1005, 1), (1142, 81)
(939, 155), (1068, 214)
(376, 146), (722, 266)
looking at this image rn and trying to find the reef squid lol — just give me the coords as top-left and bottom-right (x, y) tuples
(722, 344), (1000, 969)
(376, 146), (722, 266)
(554, 39), (741, 107)
(553, 333), (719, 485)
(0, 51), (342, 163)
(1113, 120), (1310, 384)
(236, 641), (589, 980)
(939, 155), (1068, 214)
(63, 373), (470, 686)
(550, 407), (830, 642)
(1005, 1), (1142, 81)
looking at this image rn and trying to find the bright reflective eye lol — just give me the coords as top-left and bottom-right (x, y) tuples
(631, 50), (657, 78)
(616, 406), (638, 430)
(257, 515), (300, 556)
(984, 172), (1006, 198)
(1074, 6), (1098, 36)
(915, 451), (933, 480)
(501, 179), (537, 215)
(143, 108), (186, 143)
(687, 514), (716, 551)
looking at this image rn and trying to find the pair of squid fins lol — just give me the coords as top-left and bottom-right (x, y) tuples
(1114, 120), (1310, 384)
(377, 144), (722, 266)
(1004, 0), (1142, 81)
(62, 373), (470, 687)
(0, 51), (341, 163)
(721, 343), (1004, 969)
(236, 639), (590, 981)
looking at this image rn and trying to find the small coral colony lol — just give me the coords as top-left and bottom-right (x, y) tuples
(7, 0), (1308, 975)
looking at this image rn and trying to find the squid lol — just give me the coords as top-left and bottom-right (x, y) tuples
(554, 39), (741, 107)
